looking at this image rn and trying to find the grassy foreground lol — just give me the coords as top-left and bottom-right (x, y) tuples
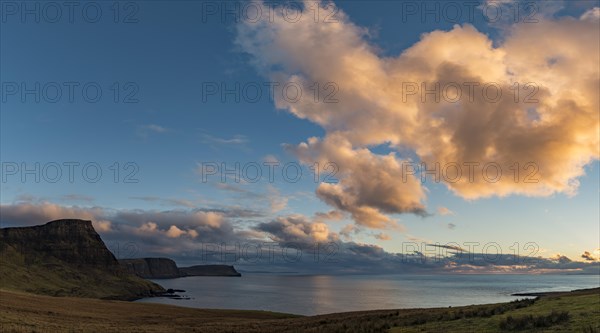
(0, 288), (598, 333)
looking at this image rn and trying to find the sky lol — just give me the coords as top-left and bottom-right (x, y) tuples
(1, 0), (599, 274)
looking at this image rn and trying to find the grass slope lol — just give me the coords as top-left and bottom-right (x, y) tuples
(0, 288), (598, 332)
(0, 241), (163, 301)
(388, 288), (600, 333)
(0, 220), (164, 300)
(0, 290), (298, 333)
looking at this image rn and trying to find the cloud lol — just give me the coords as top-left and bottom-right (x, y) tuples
(480, 0), (566, 25)
(314, 210), (344, 223)
(581, 251), (598, 261)
(0, 201), (261, 256)
(348, 243), (387, 258)
(237, 1), (599, 228)
(2, 201), (598, 274)
(214, 183), (255, 195)
(437, 206), (455, 216)
(267, 185), (288, 213)
(212, 182), (291, 215)
(137, 222), (198, 239)
(0, 201), (113, 232)
(200, 133), (251, 153)
(255, 214), (338, 244)
(581, 7), (600, 21)
(427, 243), (465, 253)
(201, 134), (248, 145)
(289, 134), (427, 228)
(550, 254), (572, 264)
(263, 155), (280, 164)
(61, 194), (95, 203)
(137, 124), (168, 138)
(166, 225), (197, 238)
(138, 221), (158, 232)
(339, 224), (357, 241)
(374, 233), (391, 241)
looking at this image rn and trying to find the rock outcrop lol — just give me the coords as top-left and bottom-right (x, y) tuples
(0, 219), (165, 300)
(120, 258), (241, 278)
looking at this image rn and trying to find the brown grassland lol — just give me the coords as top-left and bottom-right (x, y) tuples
(1, 287), (598, 333)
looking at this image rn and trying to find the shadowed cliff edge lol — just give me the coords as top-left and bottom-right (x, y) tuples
(119, 258), (241, 279)
(0, 219), (164, 300)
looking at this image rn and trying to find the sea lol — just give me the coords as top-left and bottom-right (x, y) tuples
(135, 274), (600, 316)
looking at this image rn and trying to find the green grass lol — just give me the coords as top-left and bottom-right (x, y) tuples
(0, 244), (163, 300)
(1, 287), (598, 332)
(389, 289), (600, 333)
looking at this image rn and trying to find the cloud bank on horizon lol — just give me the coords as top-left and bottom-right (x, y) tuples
(236, 0), (600, 229)
(1, 200), (598, 274)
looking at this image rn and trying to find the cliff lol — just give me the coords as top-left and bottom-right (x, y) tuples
(0, 219), (164, 300)
(120, 258), (181, 279)
(180, 265), (241, 277)
(119, 258), (241, 278)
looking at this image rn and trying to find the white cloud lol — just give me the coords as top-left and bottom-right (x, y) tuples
(437, 207), (455, 216)
(255, 214), (339, 244)
(374, 233), (391, 241)
(237, 1), (599, 228)
(201, 134), (248, 145)
(137, 124), (168, 138)
(267, 185), (288, 213)
(581, 7), (600, 21)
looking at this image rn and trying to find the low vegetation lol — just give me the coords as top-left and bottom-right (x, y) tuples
(0, 220), (164, 300)
(1, 288), (598, 332)
(389, 288), (599, 333)
(499, 310), (570, 330)
(0, 243), (162, 300)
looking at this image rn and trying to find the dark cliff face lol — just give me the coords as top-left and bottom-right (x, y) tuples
(0, 219), (164, 300)
(119, 258), (242, 278)
(120, 258), (181, 279)
(1, 219), (119, 270)
(179, 265), (241, 277)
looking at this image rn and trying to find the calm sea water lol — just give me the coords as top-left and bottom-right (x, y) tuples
(136, 274), (600, 315)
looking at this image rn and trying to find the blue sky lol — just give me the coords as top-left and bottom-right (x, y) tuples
(1, 0), (599, 270)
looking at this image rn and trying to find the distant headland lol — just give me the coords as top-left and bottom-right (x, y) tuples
(119, 258), (241, 279)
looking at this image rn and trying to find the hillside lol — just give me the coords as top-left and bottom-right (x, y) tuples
(0, 288), (597, 332)
(0, 219), (164, 300)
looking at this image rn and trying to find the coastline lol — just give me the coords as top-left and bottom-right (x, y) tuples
(132, 273), (600, 316)
(2, 287), (598, 332)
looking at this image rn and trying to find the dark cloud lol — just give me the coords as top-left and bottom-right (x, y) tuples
(581, 251), (598, 261)
(255, 215), (337, 244)
(347, 243), (387, 258)
(1, 201), (598, 275)
(427, 243), (464, 253)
